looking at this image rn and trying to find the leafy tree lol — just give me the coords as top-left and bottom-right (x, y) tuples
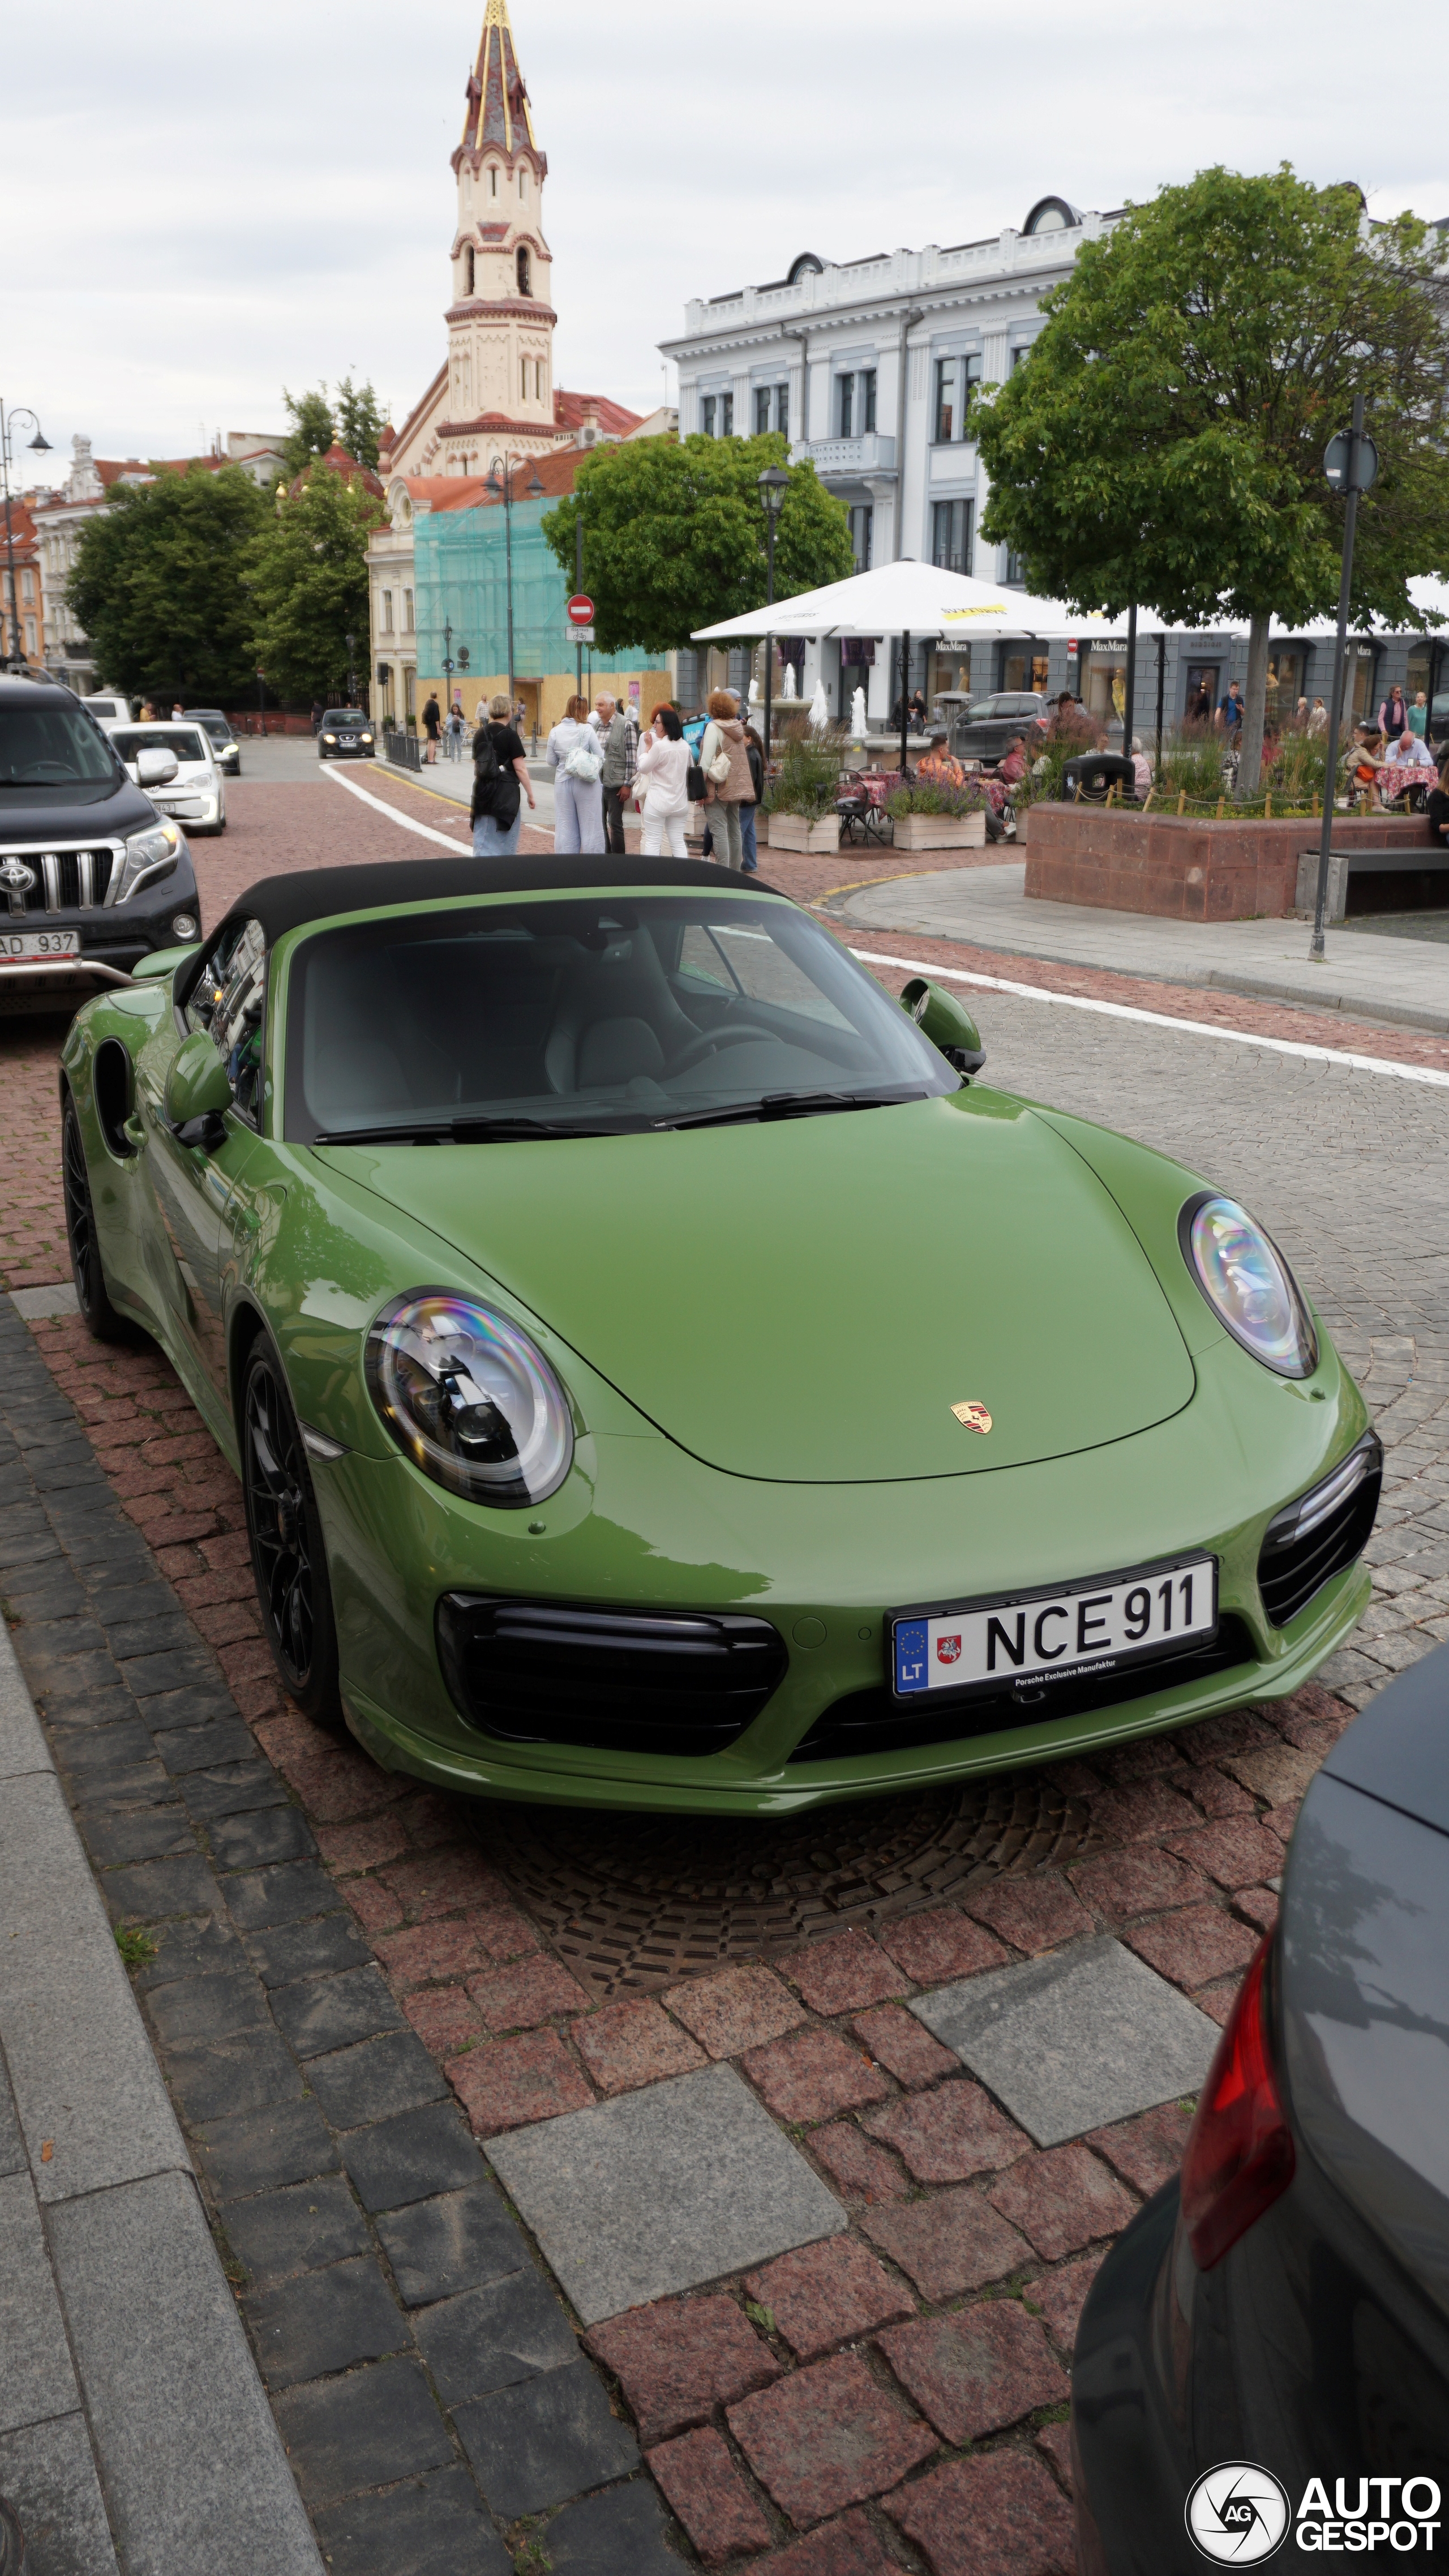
(976, 166), (1449, 791)
(280, 386), (337, 478)
(540, 433), (855, 657)
(334, 376), (388, 472)
(245, 465), (384, 704)
(67, 463), (268, 707)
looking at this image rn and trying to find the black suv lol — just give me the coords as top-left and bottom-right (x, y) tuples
(946, 691), (1051, 763)
(184, 707), (241, 774)
(0, 676), (201, 1012)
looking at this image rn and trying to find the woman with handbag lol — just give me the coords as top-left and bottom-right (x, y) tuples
(698, 689), (753, 870)
(471, 693), (535, 856)
(547, 693), (605, 853)
(632, 704), (691, 858)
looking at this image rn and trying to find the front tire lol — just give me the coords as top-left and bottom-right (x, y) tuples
(241, 1342), (344, 1728)
(62, 1093), (130, 1342)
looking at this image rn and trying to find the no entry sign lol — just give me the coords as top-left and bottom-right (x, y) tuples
(567, 594), (594, 627)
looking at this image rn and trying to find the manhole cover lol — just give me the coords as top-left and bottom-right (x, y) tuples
(474, 1774), (1090, 1999)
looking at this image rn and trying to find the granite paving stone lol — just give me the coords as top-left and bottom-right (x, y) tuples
(244, 1914), (374, 1989)
(1036, 2420), (1074, 2492)
(487, 2064), (846, 2327)
(808, 2123), (911, 2206)
(986, 2143), (1137, 2260)
(341, 2100), (485, 2213)
(221, 2175), (371, 2290)
(1084, 2101), (1195, 2197)
(1029, 2256), (1101, 2354)
(406, 1987), (483, 2056)
(0, 2415), (119, 2576)
(98, 1852), (224, 1922)
(207, 1805), (317, 1871)
(49, 1718), (156, 1775)
(885, 2449), (1076, 2576)
(1067, 1846), (1206, 1922)
(962, 1875), (1093, 1956)
(851, 2004), (958, 2092)
(1236, 1886), (1281, 1935)
(0, 2170), (80, 2433)
(1162, 1817), (1287, 1889)
(911, 1935), (1219, 2145)
(541, 2476), (684, 2575)
(466, 1953), (590, 2033)
(875, 1907), (1006, 1986)
(192, 2098), (340, 2201)
(313, 2464), (512, 2576)
(307, 2027), (448, 2129)
(376, 1919), (483, 1990)
(585, 2293), (782, 2446)
(453, 2357), (640, 2516)
(741, 2025), (890, 2125)
(861, 2189), (1030, 2304)
(374, 2184), (528, 2309)
(1124, 1905), (1260, 1992)
(411, 2267), (577, 2405)
(765, 2505), (904, 2574)
(447, 2027), (597, 2136)
(179, 1761), (290, 1821)
(784, 1930), (908, 2017)
(129, 1912), (245, 1991)
(269, 1963), (406, 2059)
(571, 1997), (709, 2096)
(78, 1803), (194, 1866)
(224, 1859), (339, 1931)
(876, 2303), (1068, 2444)
(243, 2254), (409, 2389)
(146, 1969), (270, 2046)
(161, 2022), (305, 2125)
(646, 2425), (772, 2566)
(863, 2080), (1027, 2183)
(728, 2351), (936, 2529)
(665, 1963), (807, 2059)
(273, 2355), (455, 2507)
(744, 2236), (912, 2361)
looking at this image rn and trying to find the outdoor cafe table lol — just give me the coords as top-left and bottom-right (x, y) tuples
(1378, 761), (1435, 806)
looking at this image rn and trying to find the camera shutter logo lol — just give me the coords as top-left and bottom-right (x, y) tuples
(1186, 2463), (1291, 2564)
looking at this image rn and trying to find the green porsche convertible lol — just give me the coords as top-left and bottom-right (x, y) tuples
(58, 855), (1378, 1814)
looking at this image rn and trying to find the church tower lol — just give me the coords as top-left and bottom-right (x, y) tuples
(444, 0), (558, 450)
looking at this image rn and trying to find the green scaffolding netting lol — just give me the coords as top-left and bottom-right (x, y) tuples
(414, 499), (640, 679)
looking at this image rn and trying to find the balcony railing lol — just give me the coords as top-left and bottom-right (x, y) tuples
(792, 433), (897, 478)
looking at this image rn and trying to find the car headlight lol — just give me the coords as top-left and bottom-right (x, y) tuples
(360, 732), (374, 743)
(1181, 1193), (1318, 1378)
(365, 1292), (574, 1507)
(112, 819), (182, 904)
(323, 732), (337, 743)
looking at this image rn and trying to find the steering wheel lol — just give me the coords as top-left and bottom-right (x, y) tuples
(670, 1021), (777, 1072)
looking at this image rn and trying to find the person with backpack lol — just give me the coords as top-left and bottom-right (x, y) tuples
(471, 692), (534, 855)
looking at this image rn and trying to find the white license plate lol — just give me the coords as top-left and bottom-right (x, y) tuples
(892, 1555), (1218, 1700)
(0, 930), (80, 961)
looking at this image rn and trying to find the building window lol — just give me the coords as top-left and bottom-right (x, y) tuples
(931, 499), (974, 574)
(520, 168), (527, 197)
(1004, 548), (1024, 587)
(720, 392), (733, 436)
(754, 387), (771, 436)
(516, 245), (530, 296)
(933, 356), (983, 443)
(775, 384), (788, 434)
(701, 395), (717, 438)
(837, 374), (854, 437)
(521, 358), (528, 403)
(24, 617), (36, 656)
(848, 506), (873, 572)
(383, 589), (394, 634)
(465, 245), (475, 295)
(1010, 344), (1030, 372)
(20, 568), (34, 604)
(490, 166), (498, 196)
(862, 370), (877, 433)
(404, 588), (415, 633)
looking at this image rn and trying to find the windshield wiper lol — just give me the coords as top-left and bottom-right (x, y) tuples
(311, 1116), (625, 1146)
(654, 1085), (931, 1132)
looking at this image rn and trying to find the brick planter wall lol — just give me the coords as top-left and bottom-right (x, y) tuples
(1022, 806), (1434, 921)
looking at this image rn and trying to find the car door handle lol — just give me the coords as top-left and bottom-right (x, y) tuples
(122, 1114), (147, 1153)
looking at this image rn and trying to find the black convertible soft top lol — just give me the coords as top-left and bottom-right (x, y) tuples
(215, 856), (786, 952)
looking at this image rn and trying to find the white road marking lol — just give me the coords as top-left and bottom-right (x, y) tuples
(847, 946), (1449, 1092)
(324, 763), (470, 850)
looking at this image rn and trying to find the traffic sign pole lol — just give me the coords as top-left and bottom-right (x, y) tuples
(1311, 390), (1375, 962)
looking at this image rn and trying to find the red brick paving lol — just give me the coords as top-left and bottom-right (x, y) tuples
(962, 1875), (1092, 1955)
(861, 2082), (1027, 2185)
(572, 1997), (709, 2096)
(585, 2294), (781, 2447)
(1084, 2102), (1195, 2198)
(1067, 1844), (1207, 1922)
(646, 2424), (773, 2565)
(987, 2144), (1137, 2263)
(850, 2004), (958, 2093)
(783, 1931), (907, 2017)
(861, 2192), (1030, 2305)
(741, 2026), (889, 2126)
(1124, 1903), (1260, 1992)
(808, 2125), (911, 2208)
(444, 2027), (595, 2135)
(1163, 1816), (1286, 1889)
(767, 2509), (902, 2574)
(1028, 2255), (1102, 2354)
(667, 1963), (807, 2060)
(885, 2450), (1077, 2576)
(728, 2353), (937, 2529)
(877, 2301), (1068, 2444)
(875, 1908), (1006, 1986)
(743, 2240), (911, 2363)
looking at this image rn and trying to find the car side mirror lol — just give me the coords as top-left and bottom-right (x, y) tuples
(900, 975), (985, 1077)
(136, 748), (179, 787)
(164, 1030), (232, 1146)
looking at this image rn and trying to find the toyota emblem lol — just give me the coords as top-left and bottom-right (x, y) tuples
(0, 858), (37, 893)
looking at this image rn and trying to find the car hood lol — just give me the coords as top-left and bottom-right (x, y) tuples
(330, 1090), (1197, 1483)
(0, 778), (154, 831)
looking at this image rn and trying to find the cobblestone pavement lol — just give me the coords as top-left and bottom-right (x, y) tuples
(2, 778), (1446, 2573)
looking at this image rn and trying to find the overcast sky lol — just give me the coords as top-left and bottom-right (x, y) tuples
(5, 0), (1443, 482)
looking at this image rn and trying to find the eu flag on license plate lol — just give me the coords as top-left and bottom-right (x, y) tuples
(895, 1621), (928, 1694)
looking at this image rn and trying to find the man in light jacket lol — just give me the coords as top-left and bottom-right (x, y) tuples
(595, 692), (636, 855)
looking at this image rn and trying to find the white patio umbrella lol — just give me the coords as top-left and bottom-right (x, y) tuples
(692, 561), (1131, 771)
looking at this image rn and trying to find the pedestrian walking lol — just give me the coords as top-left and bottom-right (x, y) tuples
(548, 694), (605, 853)
(698, 690), (752, 870)
(1217, 682), (1244, 738)
(445, 701), (466, 761)
(421, 692), (441, 763)
(471, 692), (535, 856)
(1379, 683), (1408, 742)
(310, 699), (324, 734)
(1307, 698), (1328, 737)
(595, 694), (636, 854)
(740, 722), (765, 871)
(632, 705), (691, 858)
(1410, 690), (1430, 740)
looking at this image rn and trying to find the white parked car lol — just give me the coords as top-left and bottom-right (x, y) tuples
(104, 720), (226, 836)
(82, 692), (132, 726)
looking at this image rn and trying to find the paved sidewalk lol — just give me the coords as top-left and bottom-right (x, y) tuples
(832, 863), (1449, 1036)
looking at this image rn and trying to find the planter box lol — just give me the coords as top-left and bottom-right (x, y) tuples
(891, 811), (987, 851)
(763, 812), (841, 853)
(1022, 805), (1434, 922)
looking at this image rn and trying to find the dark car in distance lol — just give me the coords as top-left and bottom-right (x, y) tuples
(946, 691), (1051, 763)
(1073, 1638), (1449, 2574)
(0, 674), (200, 1013)
(317, 710), (375, 761)
(185, 708), (241, 774)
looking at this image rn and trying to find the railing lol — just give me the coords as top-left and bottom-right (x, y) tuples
(382, 728), (421, 771)
(792, 433), (897, 477)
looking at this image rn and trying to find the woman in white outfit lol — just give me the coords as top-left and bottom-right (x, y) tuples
(547, 694), (605, 854)
(632, 704), (691, 858)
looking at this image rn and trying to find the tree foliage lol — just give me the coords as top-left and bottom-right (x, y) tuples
(334, 376), (388, 472)
(539, 433), (856, 656)
(976, 166), (1449, 785)
(244, 466), (384, 704)
(67, 464), (269, 706)
(280, 387), (337, 478)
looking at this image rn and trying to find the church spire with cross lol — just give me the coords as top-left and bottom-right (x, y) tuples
(445, 0), (556, 450)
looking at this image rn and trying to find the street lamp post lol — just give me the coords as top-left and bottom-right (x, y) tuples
(346, 630), (357, 704)
(485, 454), (545, 719)
(757, 465), (789, 764)
(442, 617), (455, 701)
(1309, 391), (1378, 962)
(0, 401), (52, 670)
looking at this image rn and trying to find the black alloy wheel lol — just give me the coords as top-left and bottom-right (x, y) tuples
(242, 1343), (344, 1727)
(62, 1094), (130, 1342)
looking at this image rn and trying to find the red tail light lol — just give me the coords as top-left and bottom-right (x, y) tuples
(1180, 1932), (1295, 2269)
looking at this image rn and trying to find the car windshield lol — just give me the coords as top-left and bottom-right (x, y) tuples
(285, 895), (958, 1144)
(188, 712), (232, 738)
(324, 712), (366, 728)
(111, 728), (209, 765)
(0, 701), (118, 797)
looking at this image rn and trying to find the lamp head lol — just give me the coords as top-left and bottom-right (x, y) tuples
(758, 465), (790, 515)
(28, 428), (51, 454)
(527, 471), (544, 497)
(485, 468), (503, 498)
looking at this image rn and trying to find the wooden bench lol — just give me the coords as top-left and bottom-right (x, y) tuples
(1293, 844), (1449, 923)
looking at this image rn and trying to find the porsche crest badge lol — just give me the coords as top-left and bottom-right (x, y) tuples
(951, 1401), (992, 1435)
